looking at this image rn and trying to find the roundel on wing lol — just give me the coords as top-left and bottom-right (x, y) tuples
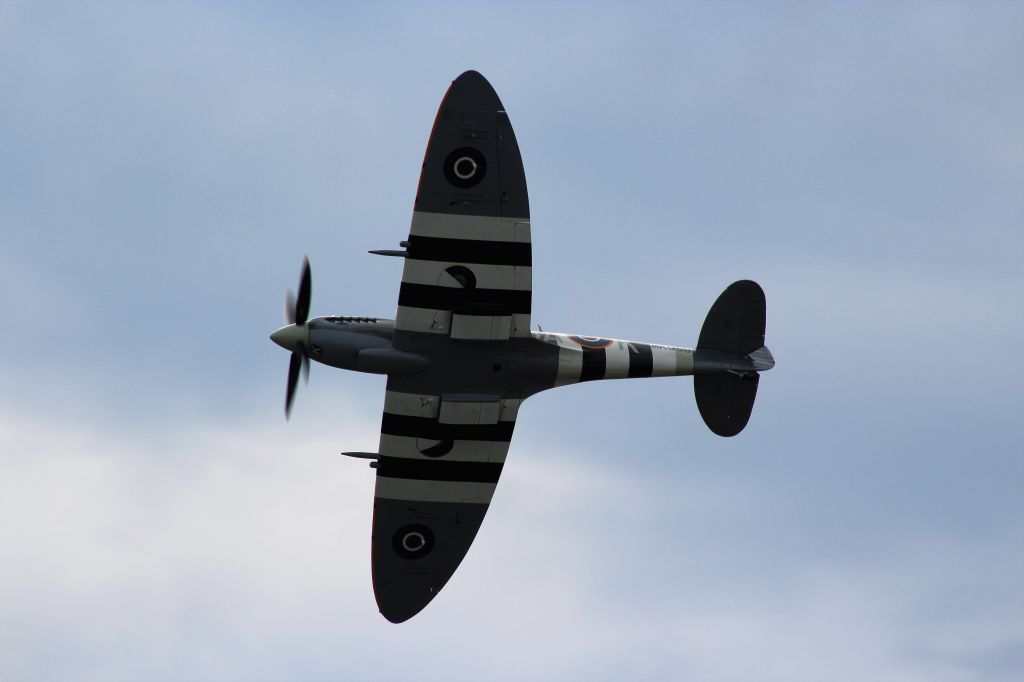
(443, 147), (487, 189)
(417, 438), (454, 457)
(393, 523), (436, 560)
(444, 265), (477, 289)
(568, 335), (614, 350)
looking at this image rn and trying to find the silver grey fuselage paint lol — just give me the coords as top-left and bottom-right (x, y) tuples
(273, 316), (699, 398)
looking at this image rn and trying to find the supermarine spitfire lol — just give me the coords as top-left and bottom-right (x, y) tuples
(270, 71), (775, 623)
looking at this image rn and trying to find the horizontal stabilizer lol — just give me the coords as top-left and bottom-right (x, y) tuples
(694, 373), (759, 437)
(697, 280), (766, 356)
(694, 280), (769, 437)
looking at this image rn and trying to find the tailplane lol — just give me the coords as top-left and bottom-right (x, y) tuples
(693, 280), (773, 437)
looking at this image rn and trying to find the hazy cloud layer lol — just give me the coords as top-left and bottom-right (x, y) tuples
(3, 400), (1021, 681)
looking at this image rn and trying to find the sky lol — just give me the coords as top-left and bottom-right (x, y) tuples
(1, 1), (1022, 680)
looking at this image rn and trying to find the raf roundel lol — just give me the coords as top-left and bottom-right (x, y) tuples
(454, 156), (477, 179)
(392, 523), (436, 560)
(443, 146), (487, 188)
(568, 335), (614, 350)
(418, 438), (454, 457)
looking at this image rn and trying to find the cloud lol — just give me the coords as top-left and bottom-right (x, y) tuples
(2, 398), (1020, 681)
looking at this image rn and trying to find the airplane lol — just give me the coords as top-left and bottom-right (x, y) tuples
(269, 70), (775, 623)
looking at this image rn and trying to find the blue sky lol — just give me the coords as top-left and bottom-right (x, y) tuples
(1, 2), (1022, 680)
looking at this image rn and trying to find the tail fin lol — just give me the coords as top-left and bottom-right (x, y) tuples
(694, 280), (771, 437)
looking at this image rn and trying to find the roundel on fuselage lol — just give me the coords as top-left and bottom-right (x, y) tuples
(568, 335), (614, 350)
(443, 146), (487, 189)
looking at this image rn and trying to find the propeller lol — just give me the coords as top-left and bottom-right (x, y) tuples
(286, 256), (312, 325)
(285, 349), (309, 419)
(282, 257), (312, 419)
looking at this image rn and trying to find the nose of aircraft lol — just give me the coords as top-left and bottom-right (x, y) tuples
(270, 324), (309, 352)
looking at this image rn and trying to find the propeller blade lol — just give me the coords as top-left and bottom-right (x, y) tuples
(285, 351), (302, 419)
(285, 289), (296, 324)
(280, 256), (313, 420)
(294, 257), (311, 326)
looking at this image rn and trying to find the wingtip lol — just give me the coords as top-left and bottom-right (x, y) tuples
(454, 69), (486, 82)
(374, 586), (436, 624)
(378, 607), (418, 624)
(447, 70), (500, 106)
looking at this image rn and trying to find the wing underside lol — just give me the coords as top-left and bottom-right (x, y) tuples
(372, 70), (531, 623)
(371, 381), (520, 622)
(394, 70), (532, 343)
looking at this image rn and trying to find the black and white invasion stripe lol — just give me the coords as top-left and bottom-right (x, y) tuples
(373, 388), (520, 504)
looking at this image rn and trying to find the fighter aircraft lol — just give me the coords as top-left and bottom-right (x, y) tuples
(269, 70), (774, 623)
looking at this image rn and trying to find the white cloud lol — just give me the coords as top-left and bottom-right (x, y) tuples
(1, 399), (1020, 681)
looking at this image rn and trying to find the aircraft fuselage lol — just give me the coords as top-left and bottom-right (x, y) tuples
(270, 315), (729, 401)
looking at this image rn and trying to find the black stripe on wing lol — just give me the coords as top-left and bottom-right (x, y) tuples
(398, 282), (531, 315)
(406, 235), (531, 266)
(381, 413), (515, 442)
